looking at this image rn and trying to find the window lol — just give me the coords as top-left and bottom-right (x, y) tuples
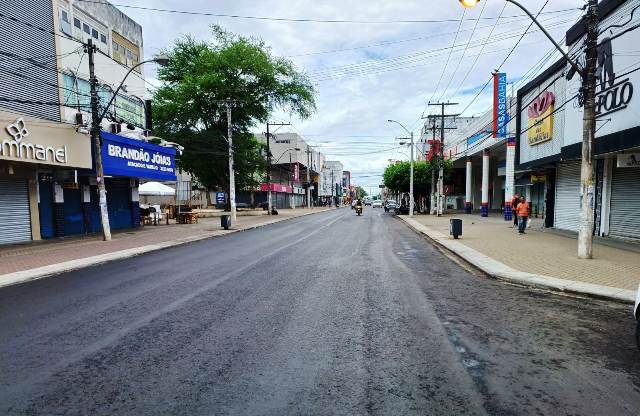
(115, 95), (144, 127)
(83, 23), (90, 34)
(100, 33), (107, 44)
(60, 9), (72, 35)
(112, 41), (119, 52)
(74, 17), (81, 28)
(92, 28), (98, 39)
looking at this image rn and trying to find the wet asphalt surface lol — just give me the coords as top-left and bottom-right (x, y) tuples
(0, 208), (639, 415)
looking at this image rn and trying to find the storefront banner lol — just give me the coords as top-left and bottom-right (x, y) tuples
(1, 112), (92, 168)
(617, 153), (640, 168)
(493, 72), (507, 138)
(293, 163), (299, 181)
(527, 91), (555, 146)
(101, 131), (176, 180)
(260, 183), (293, 193)
(565, 10), (638, 144)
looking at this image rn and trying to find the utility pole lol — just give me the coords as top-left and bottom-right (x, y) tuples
(427, 102), (458, 216)
(226, 101), (237, 223)
(87, 39), (111, 241)
(265, 122), (290, 215)
(429, 117), (438, 215)
(331, 169), (334, 206)
(305, 145), (313, 209)
(578, 0), (599, 259)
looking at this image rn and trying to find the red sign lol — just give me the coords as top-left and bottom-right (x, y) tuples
(293, 163), (299, 181)
(261, 183), (293, 193)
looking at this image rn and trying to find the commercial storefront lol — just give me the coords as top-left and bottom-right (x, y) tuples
(0, 111), (93, 245)
(100, 131), (177, 229)
(561, 0), (640, 241)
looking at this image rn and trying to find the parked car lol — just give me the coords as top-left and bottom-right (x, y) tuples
(385, 201), (398, 213)
(372, 200), (383, 208)
(364, 199), (372, 206)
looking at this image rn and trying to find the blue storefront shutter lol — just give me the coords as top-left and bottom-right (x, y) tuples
(63, 187), (84, 235)
(38, 180), (55, 239)
(107, 179), (132, 230)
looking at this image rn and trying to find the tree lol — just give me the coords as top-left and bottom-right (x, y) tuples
(152, 26), (316, 194)
(355, 186), (368, 199)
(383, 160), (453, 194)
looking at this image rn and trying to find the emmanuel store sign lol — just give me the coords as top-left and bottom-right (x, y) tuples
(1, 112), (91, 168)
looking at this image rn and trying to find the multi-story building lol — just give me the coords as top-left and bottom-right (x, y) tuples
(320, 160), (343, 205)
(252, 132), (324, 208)
(0, 1), (177, 245)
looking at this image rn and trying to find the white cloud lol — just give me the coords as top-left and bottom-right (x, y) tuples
(124, 0), (584, 189)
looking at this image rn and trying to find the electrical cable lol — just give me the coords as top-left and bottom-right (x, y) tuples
(73, 0), (580, 25)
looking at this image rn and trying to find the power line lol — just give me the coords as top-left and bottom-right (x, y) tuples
(73, 1), (579, 25)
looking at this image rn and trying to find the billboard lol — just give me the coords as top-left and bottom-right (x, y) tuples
(493, 72), (507, 138)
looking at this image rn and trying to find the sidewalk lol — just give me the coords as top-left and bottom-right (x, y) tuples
(399, 214), (639, 303)
(0, 208), (331, 288)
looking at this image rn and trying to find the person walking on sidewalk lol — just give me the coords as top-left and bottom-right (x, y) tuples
(515, 196), (529, 234)
(511, 193), (520, 228)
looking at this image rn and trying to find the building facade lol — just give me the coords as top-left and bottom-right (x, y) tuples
(0, 0), (176, 245)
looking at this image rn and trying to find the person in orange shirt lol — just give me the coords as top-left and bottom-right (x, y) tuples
(515, 196), (530, 234)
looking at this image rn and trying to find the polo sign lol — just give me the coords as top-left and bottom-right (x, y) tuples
(101, 131), (177, 180)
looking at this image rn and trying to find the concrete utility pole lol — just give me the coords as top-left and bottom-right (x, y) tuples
(226, 101), (237, 223)
(86, 39), (111, 241)
(427, 103), (458, 216)
(265, 122), (290, 215)
(459, 0), (598, 257)
(388, 119), (415, 217)
(306, 145), (312, 209)
(429, 117), (438, 215)
(577, 0), (599, 259)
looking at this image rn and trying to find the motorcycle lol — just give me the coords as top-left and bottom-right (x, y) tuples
(355, 204), (363, 216)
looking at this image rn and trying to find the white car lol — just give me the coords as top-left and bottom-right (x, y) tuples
(372, 200), (383, 208)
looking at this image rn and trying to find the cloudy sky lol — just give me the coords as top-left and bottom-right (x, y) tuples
(118, 0), (585, 192)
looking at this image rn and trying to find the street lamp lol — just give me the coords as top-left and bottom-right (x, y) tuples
(388, 119), (415, 217)
(458, 0), (598, 259)
(89, 41), (170, 242)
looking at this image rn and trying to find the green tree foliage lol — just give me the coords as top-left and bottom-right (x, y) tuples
(152, 26), (316, 191)
(383, 160), (453, 194)
(355, 186), (368, 199)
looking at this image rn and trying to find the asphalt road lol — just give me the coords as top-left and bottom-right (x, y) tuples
(1, 207), (639, 415)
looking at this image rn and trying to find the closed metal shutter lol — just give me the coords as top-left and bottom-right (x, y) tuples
(0, 178), (32, 244)
(609, 167), (640, 241)
(554, 161), (581, 232)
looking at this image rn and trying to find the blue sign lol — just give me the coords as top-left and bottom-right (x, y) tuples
(216, 192), (225, 203)
(493, 72), (507, 138)
(101, 131), (177, 180)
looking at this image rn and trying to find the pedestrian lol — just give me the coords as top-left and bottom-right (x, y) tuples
(515, 196), (529, 234)
(511, 193), (520, 228)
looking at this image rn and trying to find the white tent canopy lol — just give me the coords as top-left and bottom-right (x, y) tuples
(139, 181), (176, 196)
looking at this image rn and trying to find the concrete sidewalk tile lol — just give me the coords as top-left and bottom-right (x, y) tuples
(399, 214), (638, 304)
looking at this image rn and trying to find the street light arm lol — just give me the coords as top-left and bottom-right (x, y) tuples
(273, 147), (301, 164)
(387, 119), (412, 136)
(505, 0), (583, 77)
(97, 59), (156, 123)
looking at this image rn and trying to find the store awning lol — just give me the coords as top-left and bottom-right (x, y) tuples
(139, 181), (176, 196)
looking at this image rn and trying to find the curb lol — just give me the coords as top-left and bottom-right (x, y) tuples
(398, 216), (635, 304)
(0, 208), (333, 290)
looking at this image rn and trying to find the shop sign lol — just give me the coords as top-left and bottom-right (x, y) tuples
(260, 183), (293, 193)
(531, 174), (547, 183)
(595, 38), (633, 118)
(215, 192), (226, 203)
(527, 91), (555, 146)
(101, 131), (176, 180)
(493, 72), (507, 138)
(617, 153), (640, 168)
(293, 163), (299, 181)
(1, 115), (92, 168)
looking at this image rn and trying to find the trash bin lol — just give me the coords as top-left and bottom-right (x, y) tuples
(450, 218), (462, 239)
(221, 214), (231, 230)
